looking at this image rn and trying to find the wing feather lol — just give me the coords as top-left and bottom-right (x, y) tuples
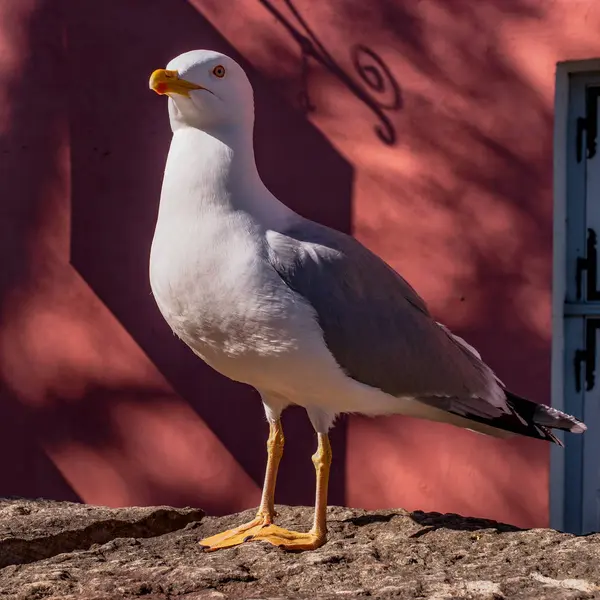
(266, 218), (507, 413)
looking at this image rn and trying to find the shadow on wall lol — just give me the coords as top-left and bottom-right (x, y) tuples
(0, 0), (355, 513)
(258, 0), (403, 145)
(337, 0), (554, 526)
(0, 0), (79, 503)
(0, 0), (561, 526)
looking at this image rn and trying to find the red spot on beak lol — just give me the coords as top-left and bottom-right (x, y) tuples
(155, 82), (167, 94)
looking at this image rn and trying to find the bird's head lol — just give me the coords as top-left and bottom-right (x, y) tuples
(149, 50), (254, 132)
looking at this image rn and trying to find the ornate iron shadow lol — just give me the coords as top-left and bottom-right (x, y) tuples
(259, 0), (402, 145)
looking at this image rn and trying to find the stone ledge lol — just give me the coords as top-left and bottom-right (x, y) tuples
(0, 498), (204, 568)
(0, 501), (599, 600)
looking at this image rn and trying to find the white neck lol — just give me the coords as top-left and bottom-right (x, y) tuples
(157, 124), (294, 227)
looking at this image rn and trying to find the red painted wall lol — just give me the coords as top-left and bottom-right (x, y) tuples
(1, 0), (598, 528)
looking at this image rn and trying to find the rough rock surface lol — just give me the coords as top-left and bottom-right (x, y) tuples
(1, 500), (599, 599)
(0, 499), (204, 569)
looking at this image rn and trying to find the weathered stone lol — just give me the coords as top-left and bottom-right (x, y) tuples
(0, 498), (204, 568)
(0, 501), (599, 599)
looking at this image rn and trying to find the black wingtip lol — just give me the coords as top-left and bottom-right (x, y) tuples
(532, 403), (587, 434)
(505, 391), (586, 444)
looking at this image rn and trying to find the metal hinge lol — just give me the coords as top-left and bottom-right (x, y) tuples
(576, 228), (600, 300)
(576, 87), (600, 163)
(575, 320), (600, 392)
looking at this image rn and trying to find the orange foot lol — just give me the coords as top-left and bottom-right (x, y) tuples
(200, 521), (326, 552)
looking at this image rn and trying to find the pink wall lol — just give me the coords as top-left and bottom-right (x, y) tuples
(1, 0), (599, 528)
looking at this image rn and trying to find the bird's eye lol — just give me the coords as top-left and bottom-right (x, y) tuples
(212, 65), (226, 78)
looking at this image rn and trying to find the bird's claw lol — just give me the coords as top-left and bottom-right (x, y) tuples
(199, 522), (325, 552)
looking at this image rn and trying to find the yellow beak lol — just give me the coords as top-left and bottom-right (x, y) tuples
(149, 69), (204, 97)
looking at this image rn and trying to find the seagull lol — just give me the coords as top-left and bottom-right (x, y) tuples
(148, 50), (586, 552)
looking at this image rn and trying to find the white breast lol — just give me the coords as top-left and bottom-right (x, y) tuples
(149, 210), (305, 383)
(149, 126), (322, 391)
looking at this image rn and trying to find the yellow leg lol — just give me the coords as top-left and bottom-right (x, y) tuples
(311, 433), (331, 542)
(199, 418), (284, 550)
(200, 428), (332, 552)
(248, 432), (330, 551)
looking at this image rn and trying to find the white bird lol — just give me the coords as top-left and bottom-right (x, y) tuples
(148, 50), (586, 552)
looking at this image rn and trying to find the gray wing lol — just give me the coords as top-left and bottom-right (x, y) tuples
(266, 217), (509, 419)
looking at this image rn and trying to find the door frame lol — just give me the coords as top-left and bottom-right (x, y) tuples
(551, 58), (600, 532)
